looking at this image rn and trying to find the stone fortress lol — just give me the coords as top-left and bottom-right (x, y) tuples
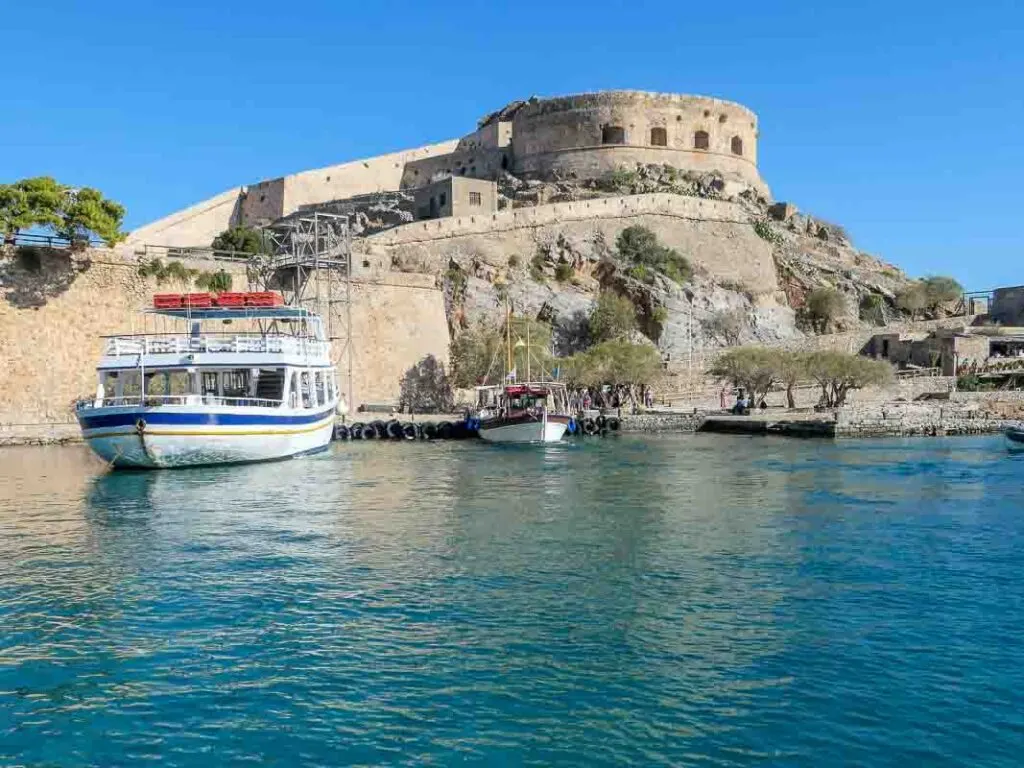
(10, 88), (967, 441)
(129, 91), (768, 246)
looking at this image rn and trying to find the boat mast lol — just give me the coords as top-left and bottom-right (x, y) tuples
(526, 320), (531, 383)
(505, 294), (513, 379)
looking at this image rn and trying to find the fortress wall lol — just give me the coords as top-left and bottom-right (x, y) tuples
(511, 92), (764, 192)
(282, 139), (460, 214)
(364, 193), (777, 291)
(240, 178), (287, 225)
(0, 248), (448, 437)
(334, 274), (449, 407)
(400, 147), (509, 188)
(125, 187), (243, 247)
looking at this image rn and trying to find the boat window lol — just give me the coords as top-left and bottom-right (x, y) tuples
(222, 370), (250, 399)
(120, 371), (142, 398)
(301, 372), (312, 408)
(314, 371), (325, 406)
(255, 368), (285, 403)
(202, 372), (219, 398)
(325, 375), (334, 403)
(167, 371), (193, 395)
(289, 371), (300, 408)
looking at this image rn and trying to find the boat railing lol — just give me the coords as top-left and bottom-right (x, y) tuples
(102, 334), (329, 358)
(77, 395), (286, 410)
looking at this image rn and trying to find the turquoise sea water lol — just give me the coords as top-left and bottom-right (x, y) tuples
(2, 435), (1023, 766)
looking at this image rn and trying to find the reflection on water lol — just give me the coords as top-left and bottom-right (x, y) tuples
(1, 436), (1024, 766)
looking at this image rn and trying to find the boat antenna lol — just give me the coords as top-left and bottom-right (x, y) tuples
(526, 319), (531, 383)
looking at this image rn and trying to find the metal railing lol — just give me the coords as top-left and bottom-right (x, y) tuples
(102, 334), (330, 358)
(77, 395), (285, 410)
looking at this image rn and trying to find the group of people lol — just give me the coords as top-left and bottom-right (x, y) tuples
(727, 389), (768, 416)
(567, 385), (655, 415)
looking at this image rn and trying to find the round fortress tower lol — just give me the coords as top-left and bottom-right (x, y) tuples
(509, 91), (767, 195)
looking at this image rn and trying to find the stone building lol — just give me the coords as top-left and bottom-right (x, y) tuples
(412, 177), (497, 220)
(127, 90), (769, 247)
(991, 286), (1024, 326)
(865, 327), (993, 376)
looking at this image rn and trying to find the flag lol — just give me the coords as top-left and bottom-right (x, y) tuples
(506, 368), (517, 381)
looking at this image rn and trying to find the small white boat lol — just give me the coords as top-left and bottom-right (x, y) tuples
(76, 293), (339, 469)
(1005, 426), (1024, 451)
(476, 384), (572, 444)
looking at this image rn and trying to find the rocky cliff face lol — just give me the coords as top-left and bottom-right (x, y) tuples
(349, 164), (918, 366)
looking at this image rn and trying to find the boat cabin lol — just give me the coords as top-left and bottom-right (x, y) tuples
(88, 296), (337, 412)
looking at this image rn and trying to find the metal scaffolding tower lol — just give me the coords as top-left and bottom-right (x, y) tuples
(262, 212), (354, 408)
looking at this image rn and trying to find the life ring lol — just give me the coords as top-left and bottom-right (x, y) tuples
(607, 416), (621, 432)
(582, 418), (598, 435)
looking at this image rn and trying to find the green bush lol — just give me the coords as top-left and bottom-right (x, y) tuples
(554, 263), (574, 282)
(616, 225), (691, 284)
(507, 254), (520, 268)
(803, 287), (846, 333)
(753, 218), (783, 245)
(530, 265), (546, 283)
(211, 225), (268, 255)
(589, 292), (637, 343)
(859, 293), (885, 324)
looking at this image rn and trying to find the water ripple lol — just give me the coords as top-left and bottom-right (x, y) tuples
(1, 436), (1023, 765)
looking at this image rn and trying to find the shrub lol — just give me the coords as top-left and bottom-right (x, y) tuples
(706, 308), (745, 346)
(589, 292), (638, 343)
(507, 254), (520, 268)
(708, 346), (781, 406)
(554, 262), (574, 282)
(627, 264), (652, 284)
(753, 218), (783, 245)
(922, 275), (963, 309)
(194, 269), (233, 293)
(445, 263), (467, 302)
(211, 225), (268, 255)
(804, 287), (846, 333)
(859, 293), (885, 325)
(530, 265), (546, 283)
(616, 225), (691, 284)
(399, 355), (454, 413)
(896, 283), (928, 318)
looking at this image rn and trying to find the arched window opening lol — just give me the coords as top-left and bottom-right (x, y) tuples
(694, 131), (710, 150)
(602, 125), (625, 145)
(650, 127), (668, 147)
(731, 136), (743, 156)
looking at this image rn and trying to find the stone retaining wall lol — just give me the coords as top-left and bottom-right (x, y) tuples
(619, 411), (705, 433)
(835, 401), (1008, 438)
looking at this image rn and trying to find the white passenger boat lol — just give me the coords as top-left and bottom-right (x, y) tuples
(76, 293), (339, 469)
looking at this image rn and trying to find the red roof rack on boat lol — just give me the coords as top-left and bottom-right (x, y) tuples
(151, 291), (285, 309)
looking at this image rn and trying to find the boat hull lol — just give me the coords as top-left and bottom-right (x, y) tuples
(1006, 427), (1024, 451)
(477, 414), (569, 444)
(77, 405), (336, 469)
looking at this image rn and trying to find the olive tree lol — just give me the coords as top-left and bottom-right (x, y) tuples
(805, 350), (894, 408)
(0, 177), (125, 246)
(707, 346), (781, 405)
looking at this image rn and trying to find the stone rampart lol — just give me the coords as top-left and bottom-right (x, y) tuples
(363, 193), (776, 290)
(126, 187), (243, 248)
(510, 92), (766, 194)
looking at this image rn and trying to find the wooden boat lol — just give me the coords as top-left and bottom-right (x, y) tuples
(472, 299), (571, 444)
(476, 384), (572, 444)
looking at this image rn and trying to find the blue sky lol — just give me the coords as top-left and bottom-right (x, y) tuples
(3, 0), (1022, 288)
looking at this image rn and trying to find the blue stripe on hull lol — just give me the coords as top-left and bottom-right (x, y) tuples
(78, 407), (336, 430)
